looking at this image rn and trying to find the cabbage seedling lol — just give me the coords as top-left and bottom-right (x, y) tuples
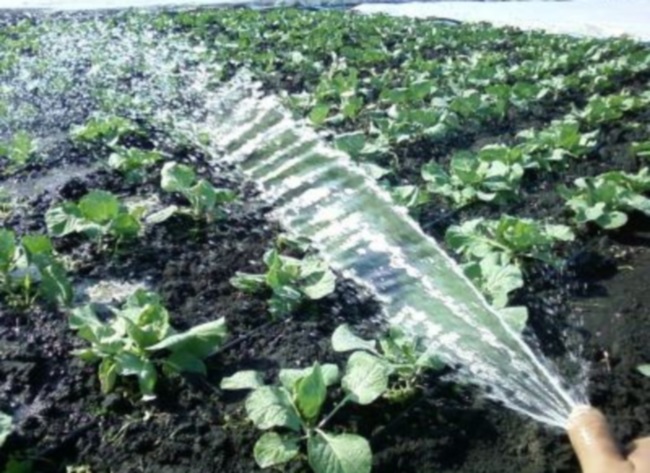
(108, 147), (163, 183)
(221, 354), (390, 473)
(0, 411), (12, 447)
(154, 162), (236, 222)
(70, 115), (140, 148)
(0, 229), (72, 308)
(46, 190), (142, 246)
(230, 248), (335, 318)
(0, 130), (38, 173)
(331, 324), (442, 402)
(70, 290), (227, 399)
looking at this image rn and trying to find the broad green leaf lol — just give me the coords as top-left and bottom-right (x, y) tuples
(45, 203), (87, 237)
(79, 190), (120, 224)
(21, 234), (53, 258)
(147, 318), (227, 358)
(637, 364), (650, 377)
(334, 132), (365, 158)
(295, 363), (327, 420)
(164, 351), (206, 375)
(39, 262), (73, 306)
(309, 103), (330, 125)
(279, 364), (340, 390)
(245, 386), (301, 432)
(308, 431), (371, 473)
(115, 352), (157, 397)
(220, 370), (265, 390)
(110, 213), (140, 238)
(161, 162), (196, 193)
(342, 351), (389, 405)
(254, 432), (300, 469)
(0, 411), (13, 447)
(300, 257), (335, 300)
(331, 324), (377, 354)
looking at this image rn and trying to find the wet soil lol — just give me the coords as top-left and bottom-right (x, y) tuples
(2, 8), (650, 473)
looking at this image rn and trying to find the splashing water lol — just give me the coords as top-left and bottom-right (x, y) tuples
(0, 11), (588, 429)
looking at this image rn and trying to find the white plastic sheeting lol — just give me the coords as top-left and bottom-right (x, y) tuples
(356, 0), (650, 41)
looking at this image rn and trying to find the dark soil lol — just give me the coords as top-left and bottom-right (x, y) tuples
(2, 8), (650, 473)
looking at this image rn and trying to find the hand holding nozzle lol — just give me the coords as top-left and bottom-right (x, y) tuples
(568, 405), (650, 473)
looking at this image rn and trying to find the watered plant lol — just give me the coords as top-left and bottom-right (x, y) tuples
(151, 162), (236, 223)
(560, 168), (650, 229)
(70, 290), (227, 399)
(0, 130), (38, 173)
(445, 216), (574, 307)
(517, 119), (598, 169)
(45, 190), (142, 246)
(577, 92), (650, 127)
(0, 229), (72, 308)
(70, 115), (140, 148)
(331, 324), (442, 402)
(221, 355), (389, 473)
(230, 248), (335, 318)
(0, 411), (12, 447)
(107, 147), (163, 183)
(422, 150), (522, 208)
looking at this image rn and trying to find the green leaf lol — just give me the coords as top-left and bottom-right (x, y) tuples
(279, 364), (340, 390)
(147, 318), (227, 358)
(21, 234), (53, 258)
(254, 432), (300, 469)
(500, 306), (528, 333)
(110, 213), (141, 239)
(331, 324), (377, 354)
(39, 262), (73, 307)
(300, 257), (336, 300)
(310, 103), (330, 125)
(0, 411), (13, 447)
(161, 162), (196, 193)
(295, 363), (327, 420)
(115, 352), (157, 397)
(164, 351), (206, 375)
(45, 203), (88, 237)
(230, 272), (267, 293)
(0, 229), (17, 270)
(245, 386), (301, 432)
(220, 370), (265, 390)
(637, 364), (650, 377)
(79, 190), (120, 224)
(342, 351), (389, 405)
(334, 132), (365, 158)
(308, 431), (372, 473)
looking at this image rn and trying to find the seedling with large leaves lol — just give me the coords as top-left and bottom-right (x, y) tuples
(46, 190), (142, 246)
(560, 169), (650, 229)
(0, 130), (38, 173)
(0, 229), (72, 308)
(331, 324), (442, 402)
(70, 290), (227, 399)
(221, 354), (390, 473)
(152, 162), (236, 223)
(70, 115), (140, 148)
(445, 216), (574, 307)
(422, 151), (522, 208)
(230, 248), (335, 318)
(108, 147), (163, 183)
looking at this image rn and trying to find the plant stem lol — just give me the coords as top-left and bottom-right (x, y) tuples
(317, 393), (352, 430)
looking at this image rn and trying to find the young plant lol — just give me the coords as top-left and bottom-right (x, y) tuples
(0, 229), (72, 308)
(230, 248), (335, 318)
(445, 216), (574, 307)
(70, 290), (227, 399)
(221, 355), (389, 473)
(331, 324), (442, 402)
(45, 190), (142, 245)
(422, 151), (522, 208)
(70, 115), (140, 148)
(632, 141), (650, 160)
(0, 130), (38, 172)
(154, 162), (236, 222)
(107, 147), (163, 183)
(560, 169), (650, 229)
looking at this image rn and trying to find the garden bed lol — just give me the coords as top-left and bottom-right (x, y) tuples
(1, 8), (650, 473)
